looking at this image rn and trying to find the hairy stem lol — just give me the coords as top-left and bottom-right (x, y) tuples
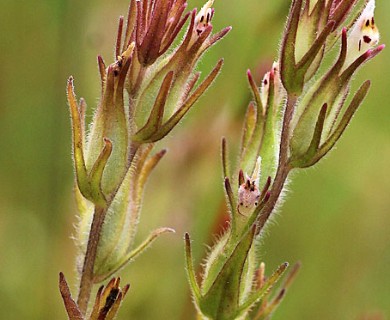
(77, 141), (140, 315)
(77, 206), (107, 315)
(257, 94), (296, 230)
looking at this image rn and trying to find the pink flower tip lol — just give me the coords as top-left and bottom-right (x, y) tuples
(247, 69), (253, 81)
(269, 68), (275, 80)
(377, 44), (386, 51)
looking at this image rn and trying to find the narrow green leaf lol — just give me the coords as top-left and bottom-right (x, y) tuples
(221, 138), (229, 180)
(126, 228), (175, 262)
(151, 59), (223, 141)
(290, 103), (327, 168)
(88, 138), (112, 206)
(200, 228), (256, 320)
(340, 45), (385, 83)
(312, 80), (371, 165)
(247, 70), (264, 117)
(240, 102), (257, 156)
(67, 77), (92, 201)
(224, 177), (237, 218)
(185, 233), (202, 303)
(297, 21), (335, 73)
(259, 69), (277, 183)
(234, 262), (288, 318)
(94, 228), (175, 283)
(134, 72), (174, 142)
(280, 0), (301, 94)
(135, 149), (167, 204)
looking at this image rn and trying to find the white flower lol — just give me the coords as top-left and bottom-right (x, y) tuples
(345, 0), (380, 68)
(195, 0), (214, 35)
(238, 157), (262, 217)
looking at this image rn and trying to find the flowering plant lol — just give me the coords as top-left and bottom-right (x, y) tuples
(59, 0), (384, 319)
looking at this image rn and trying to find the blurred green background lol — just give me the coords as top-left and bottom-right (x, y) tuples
(0, 0), (389, 319)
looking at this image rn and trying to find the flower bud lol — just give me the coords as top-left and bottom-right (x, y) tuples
(289, 1), (384, 167)
(241, 64), (284, 184)
(135, 0), (190, 67)
(238, 158), (261, 217)
(280, 0), (335, 95)
(68, 0), (229, 290)
(85, 44), (134, 197)
(128, 1), (231, 143)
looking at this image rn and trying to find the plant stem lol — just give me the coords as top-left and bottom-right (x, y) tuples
(77, 206), (107, 315)
(76, 142), (139, 315)
(257, 94), (296, 230)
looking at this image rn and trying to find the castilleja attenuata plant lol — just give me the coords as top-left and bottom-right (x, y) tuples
(59, 0), (384, 319)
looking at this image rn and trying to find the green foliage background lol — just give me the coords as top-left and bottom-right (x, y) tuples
(0, 0), (389, 319)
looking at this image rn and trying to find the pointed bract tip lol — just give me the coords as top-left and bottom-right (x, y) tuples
(216, 58), (224, 67)
(153, 227), (176, 235)
(107, 64), (115, 73)
(269, 67), (275, 81)
(165, 227), (176, 233)
(123, 284), (130, 296)
(353, 33), (384, 59)
(278, 288), (286, 298)
(159, 149), (168, 156)
(239, 169), (245, 185)
(166, 70), (175, 79)
(366, 44), (385, 59)
(377, 44), (386, 51)
(97, 55), (104, 62)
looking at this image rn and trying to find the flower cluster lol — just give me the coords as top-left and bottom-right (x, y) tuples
(63, 0), (230, 316)
(185, 0), (384, 319)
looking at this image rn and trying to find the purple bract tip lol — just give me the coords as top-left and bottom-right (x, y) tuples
(377, 44), (386, 51)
